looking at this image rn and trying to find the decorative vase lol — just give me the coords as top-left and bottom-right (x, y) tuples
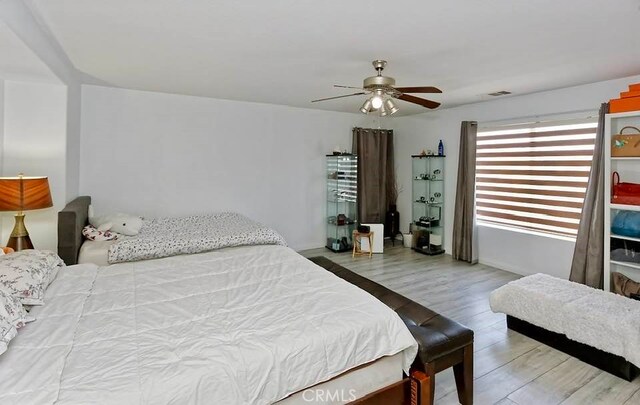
(385, 204), (400, 241)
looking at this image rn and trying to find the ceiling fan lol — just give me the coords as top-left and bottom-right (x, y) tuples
(312, 60), (442, 116)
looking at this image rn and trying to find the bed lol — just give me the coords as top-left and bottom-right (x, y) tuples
(7, 196), (419, 404)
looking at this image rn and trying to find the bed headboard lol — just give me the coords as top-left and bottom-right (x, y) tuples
(57, 196), (91, 265)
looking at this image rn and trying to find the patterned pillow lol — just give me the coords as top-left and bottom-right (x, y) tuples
(0, 250), (65, 306)
(0, 287), (33, 329)
(0, 318), (17, 356)
(82, 224), (120, 241)
(0, 286), (33, 357)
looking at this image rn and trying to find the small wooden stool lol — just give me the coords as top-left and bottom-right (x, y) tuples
(352, 231), (374, 258)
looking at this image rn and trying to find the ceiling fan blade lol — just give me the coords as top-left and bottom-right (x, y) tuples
(396, 94), (441, 109)
(311, 92), (367, 103)
(393, 86), (442, 94)
(334, 85), (365, 90)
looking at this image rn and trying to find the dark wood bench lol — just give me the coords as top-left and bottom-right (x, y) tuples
(309, 256), (474, 405)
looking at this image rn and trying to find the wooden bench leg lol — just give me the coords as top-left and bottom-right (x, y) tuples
(453, 343), (473, 405)
(425, 363), (436, 405)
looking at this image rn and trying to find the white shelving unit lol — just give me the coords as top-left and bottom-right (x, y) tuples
(603, 110), (640, 291)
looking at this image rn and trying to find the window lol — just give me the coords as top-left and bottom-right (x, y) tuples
(476, 120), (598, 238)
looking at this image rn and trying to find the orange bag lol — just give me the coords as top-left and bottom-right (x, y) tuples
(612, 171), (640, 206)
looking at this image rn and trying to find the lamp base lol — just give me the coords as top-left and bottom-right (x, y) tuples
(7, 213), (34, 251)
(7, 235), (33, 251)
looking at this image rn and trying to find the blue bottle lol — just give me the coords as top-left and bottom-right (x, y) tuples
(438, 140), (444, 156)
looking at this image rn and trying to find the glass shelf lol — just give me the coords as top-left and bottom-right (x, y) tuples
(611, 260), (640, 271)
(611, 203), (640, 212)
(414, 222), (442, 229)
(411, 154), (445, 255)
(326, 155), (358, 253)
(611, 233), (640, 243)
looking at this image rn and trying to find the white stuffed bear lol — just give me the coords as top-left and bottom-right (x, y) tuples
(88, 205), (144, 236)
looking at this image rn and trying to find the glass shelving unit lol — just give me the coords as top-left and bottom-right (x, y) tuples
(411, 155), (445, 255)
(326, 154), (358, 252)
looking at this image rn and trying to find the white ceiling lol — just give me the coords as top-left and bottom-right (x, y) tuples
(0, 21), (60, 84)
(28, 0), (640, 115)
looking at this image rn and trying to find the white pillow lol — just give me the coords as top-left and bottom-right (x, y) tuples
(82, 224), (120, 241)
(0, 250), (64, 306)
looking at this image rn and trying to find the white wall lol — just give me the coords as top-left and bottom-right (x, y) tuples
(80, 85), (379, 250)
(394, 74), (640, 278)
(0, 0), (83, 250)
(65, 81), (81, 199)
(0, 0), (83, 203)
(1, 81), (67, 250)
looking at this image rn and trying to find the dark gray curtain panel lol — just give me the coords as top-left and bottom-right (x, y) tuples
(452, 121), (478, 263)
(569, 103), (609, 288)
(352, 128), (394, 224)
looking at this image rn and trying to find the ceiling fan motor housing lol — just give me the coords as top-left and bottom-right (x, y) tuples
(363, 75), (396, 90)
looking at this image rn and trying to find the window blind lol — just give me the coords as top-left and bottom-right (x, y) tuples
(476, 120), (598, 237)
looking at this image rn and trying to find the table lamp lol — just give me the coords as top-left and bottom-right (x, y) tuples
(0, 174), (53, 250)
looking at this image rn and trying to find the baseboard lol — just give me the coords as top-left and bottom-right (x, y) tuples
(477, 258), (530, 276)
(293, 243), (330, 251)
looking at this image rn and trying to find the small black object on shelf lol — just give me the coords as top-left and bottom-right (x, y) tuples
(357, 225), (370, 233)
(411, 225), (445, 256)
(326, 237), (353, 253)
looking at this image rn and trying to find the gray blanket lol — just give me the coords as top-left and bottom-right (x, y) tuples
(108, 213), (287, 263)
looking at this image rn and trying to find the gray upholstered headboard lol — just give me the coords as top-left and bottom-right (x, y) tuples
(57, 196), (91, 265)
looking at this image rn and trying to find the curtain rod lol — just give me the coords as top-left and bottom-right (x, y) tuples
(478, 108), (599, 129)
(352, 126), (392, 130)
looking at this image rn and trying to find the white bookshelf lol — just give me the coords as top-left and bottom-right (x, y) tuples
(603, 110), (640, 291)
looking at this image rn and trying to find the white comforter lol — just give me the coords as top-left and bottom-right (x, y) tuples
(0, 245), (417, 404)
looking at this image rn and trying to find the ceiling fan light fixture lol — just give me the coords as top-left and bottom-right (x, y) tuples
(360, 98), (373, 114)
(379, 102), (388, 117)
(371, 94), (383, 109)
(384, 98), (399, 115)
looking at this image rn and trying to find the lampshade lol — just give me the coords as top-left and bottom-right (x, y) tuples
(379, 102), (388, 117)
(0, 176), (53, 212)
(371, 95), (383, 109)
(384, 98), (399, 115)
(360, 98), (373, 114)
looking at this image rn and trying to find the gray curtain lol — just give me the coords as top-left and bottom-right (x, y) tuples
(352, 127), (394, 224)
(452, 121), (478, 263)
(569, 103), (609, 288)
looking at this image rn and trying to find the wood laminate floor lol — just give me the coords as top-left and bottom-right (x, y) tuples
(299, 244), (640, 405)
